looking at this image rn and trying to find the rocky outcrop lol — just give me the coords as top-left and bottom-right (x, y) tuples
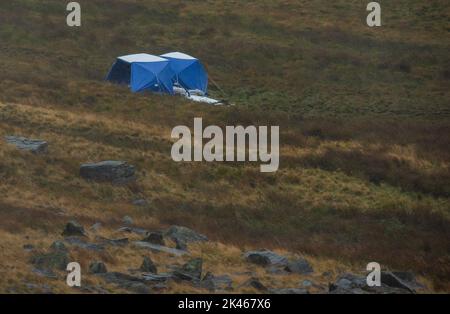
(244, 250), (288, 267)
(62, 221), (86, 237)
(239, 277), (267, 292)
(329, 273), (414, 294)
(201, 272), (233, 292)
(97, 272), (150, 294)
(133, 241), (188, 256)
(164, 225), (208, 243)
(5, 136), (48, 154)
(140, 256), (157, 274)
(285, 258), (313, 275)
(173, 258), (203, 282)
(89, 261), (107, 274)
(79, 161), (135, 184)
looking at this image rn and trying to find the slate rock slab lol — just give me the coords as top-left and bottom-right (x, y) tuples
(285, 258), (314, 275)
(97, 272), (150, 294)
(244, 250), (288, 267)
(89, 261), (107, 274)
(140, 256), (157, 274)
(173, 258), (203, 282)
(133, 241), (188, 257)
(62, 221), (86, 237)
(80, 161), (136, 184)
(329, 273), (414, 294)
(164, 225), (208, 243)
(201, 272), (233, 292)
(30, 250), (69, 272)
(5, 136), (48, 154)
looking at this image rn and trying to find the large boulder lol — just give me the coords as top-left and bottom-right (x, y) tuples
(201, 272), (233, 292)
(89, 261), (107, 274)
(244, 250), (288, 267)
(62, 221), (86, 237)
(329, 273), (414, 294)
(140, 256), (157, 274)
(97, 272), (150, 294)
(30, 250), (69, 272)
(132, 241), (188, 256)
(285, 258), (314, 275)
(164, 225), (208, 243)
(80, 161), (135, 184)
(173, 258), (203, 282)
(5, 136), (48, 154)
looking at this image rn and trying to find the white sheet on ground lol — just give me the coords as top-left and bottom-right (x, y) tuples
(186, 94), (222, 105)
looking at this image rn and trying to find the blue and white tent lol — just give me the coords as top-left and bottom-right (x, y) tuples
(106, 53), (175, 94)
(161, 52), (208, 95)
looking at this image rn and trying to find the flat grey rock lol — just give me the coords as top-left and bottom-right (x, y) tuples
(285, 258), (314, 274)
(5, 136), (48, 154)
(132, 241), (189, 256)
(97, 272), (150, 294)
(201, 272), (233, 292)
(164, 225), (208, 243)
(64, 236), (105, 251)
(244, 250), (288, 267)
(117, 226), (149, 235)
(80, 161), (135, 184)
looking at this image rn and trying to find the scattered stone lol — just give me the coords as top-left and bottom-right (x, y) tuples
(140, 256), (157, 274)
(266, 266), (289, 275)
(269, 288), (309, 294)
(89, 261), (107, 274)
(392, 271), (425, 289)
(164, 225), (208, 243)
(96, 236), (129, 247)
(23, 244), (34, 252)
(285, 258), (313, 275)
(381, 271), (416, 293)
(201, 272), (233, 292)
(329, 273), (413, 294)
(23, 282), (53, 294)
(80, 161), (136, 184)
(32, 268), (58, 279)
(244, 250), (288, 267)
(142, 232), (165, 246)
(62, 221), (86, 237)
(175, 238), (188, 251)
(173, 258), (203, 282)
(5, 136), (48, 154)
(117, 226), (148, 235)
(50, 241), (67, 252)
(76, 285), (109, 294)
(240, 277), (267, 292)
(122, 216), (134, 225)
(132, 199), (148, 207)
(141, 273), (173, 283)
(133, 241), (188, 256)
(64, 236), (104, 251)
(30, 250), (69, 272)
(97, 272), (150, 294)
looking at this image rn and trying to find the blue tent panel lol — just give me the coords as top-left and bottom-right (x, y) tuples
(130, 62), (174, 94)
(161, 52), (208, 94)
(106, 54), (175, 94)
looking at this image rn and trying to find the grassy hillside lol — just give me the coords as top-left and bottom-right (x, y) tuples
(0, 0), (449, 292)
